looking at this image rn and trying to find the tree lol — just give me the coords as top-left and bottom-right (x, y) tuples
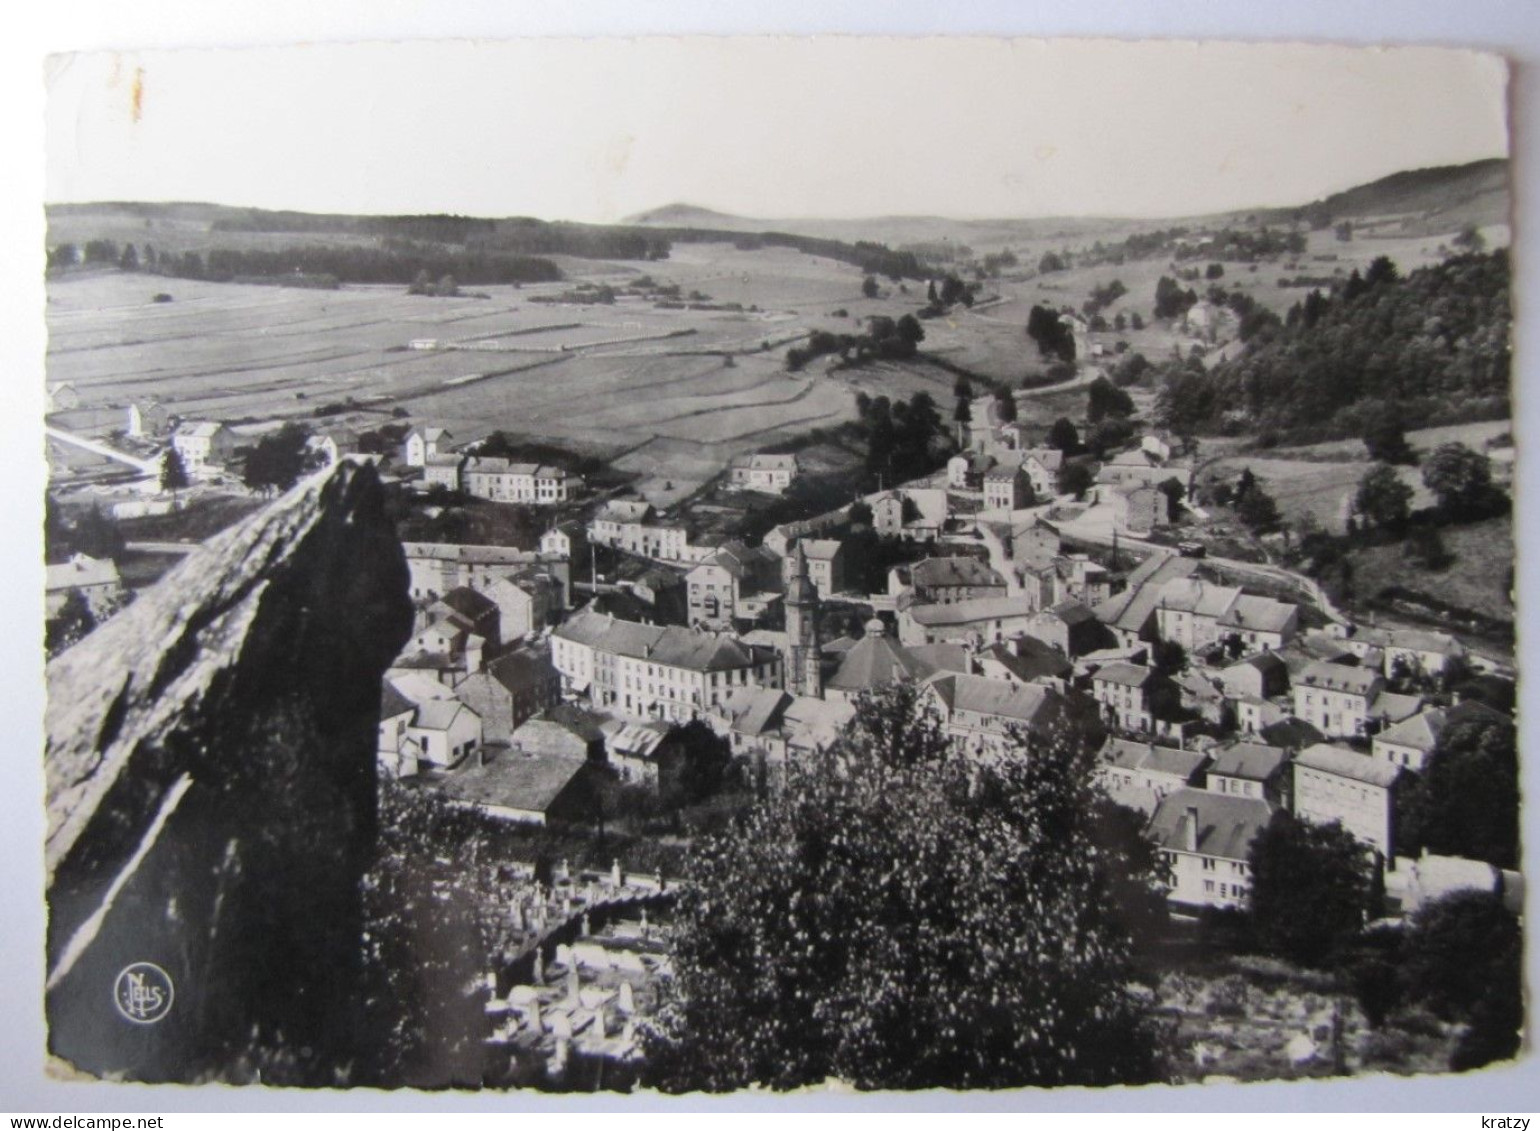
(160, 446), (189, 494)
(45, 588), (96, 656)
(437, 273), (459, 297)
(1403, 526), (1452, 571)
(992, 388), (1018, 424)
(895, 314), (924, 351)
(1247, 811), (1372, 968)
(641, 684), (1166, 1091)
(1086, 377), (1133, 424)
(1402, 892), (1523, 1070)
(1205, 263), (1225, 280)
(1026, 305), (1075, 362)
(1235, 483), (1281, 533)
(1156, 476), (1185, 515)
(1153, 276), (1197, 320)
(1048, 417), (1080, 455)
(1085, 418), (1136, 461)
(119, 243), (140, 271)
(1362, 418), (1415, 465)
(1396, 712), (1518, 868)
(407, 269), (433, 295)
(71, 506), (125, 561)
(243, 423), (318, 495)
(1420, 442), (1494, 516)
(1129, 312), (1144, 331)
(861, 275), (879, 299)
(1061, 462), (1094, 501)
(1037, 250), (1066, 274)
(1354, 464), (1413, 532)
(1451, 224), (1486, 253)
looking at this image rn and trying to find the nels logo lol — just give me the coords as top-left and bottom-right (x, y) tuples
(114, 962), (175, 1024)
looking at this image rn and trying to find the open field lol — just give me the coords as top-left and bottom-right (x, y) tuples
(46, 247), (941, 497)
(1349, 515), (1514, 619)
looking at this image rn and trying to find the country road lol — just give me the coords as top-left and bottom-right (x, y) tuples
(45, 426), (159, 476)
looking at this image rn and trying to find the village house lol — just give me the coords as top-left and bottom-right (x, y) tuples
(1370, 700), (1507, 773)
(1235, 695), (1291, 739)
(1096, 446), (1193, 492)
(1095, 737), (1210, 816)
(762, 509), (849, 558)
(1218, 652), (1290, 702)
(590, 500), (654, 546)
(378, 674), (484, 775)
(126, 400), (171, 439)
(897, 594), (1036, 648)
(422, 453), (465, 491)
(871, 487), (949, 540)
(46, 383), (80, 411)
(1090, 553), (1204, 649)
(1175, 669), (1230, 727)
(1292, 661), (1385, 739)
(45, 553), (124, 619)
(729, 452), (799, 494)
(401, 542), (571, 607)
(1023, 600), (1107, 658)
(713, 686), (855, 784)
(1148, 788), (1275, 911)
(453, 648), (563, 744)
(462, 457), (575, 505)
(172, 421), (237, 476)
(1010, 517), (1062, 570)
(1154, 578), (1243, 652)
(799, 539), (846, 599)
(1018, 447), (1065, 499)
(1292, 743), (1404, 857)
(1090, 662), (1175, 734)
(890, 555), (1008, 605)
(975, 634), (1074, 689)
(920, 672), (1070, 757)
(437, 748), (597, 826)
(982, 463), (1031, 511)
(405, 426), (451, 467)
(1109, 484), (1171, 535)
(550, 608), (783, 723)
(1205, 741), (1291, 806)
(1218, 594), (1300, 653)
(686, 541), (780, 627)
(539, 524), (575, 559)
(1336, 625), (1468, 680)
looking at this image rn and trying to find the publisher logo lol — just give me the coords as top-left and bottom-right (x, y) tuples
(114, 962), (174, 1024)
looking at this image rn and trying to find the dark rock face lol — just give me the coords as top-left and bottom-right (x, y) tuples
(44, 462), (413, 1084)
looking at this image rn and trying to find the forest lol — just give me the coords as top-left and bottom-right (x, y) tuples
(1155, 251), (1510, 440)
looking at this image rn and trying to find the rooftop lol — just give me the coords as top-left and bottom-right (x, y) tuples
(1296, 743), (1403, 788)
(439, 752), (589, 814)
(1208, 741), (1288, 782)
(1092, 661), (1154, 688)
(1148, 787), (1274, 862)
(1297, 661), (1382, 696)
(1100, 737), (1209, 780)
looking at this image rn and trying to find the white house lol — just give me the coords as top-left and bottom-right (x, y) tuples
(1293, 743), (1403, 857)
(405, 427), (452, 467)
(1148, 788), (1275, 910)
(172, 421), (237, 475)
(729, 453), (799, 494)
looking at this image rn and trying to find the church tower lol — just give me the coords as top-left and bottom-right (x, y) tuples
(784, 542), (822, 699)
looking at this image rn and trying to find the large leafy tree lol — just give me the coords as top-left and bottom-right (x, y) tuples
(1247, 811), (1373, 968)
(1354, 463), (1414, 532)
(243, 423), (319, 496)
(1402, 892), (1523, 1071)
(160, 446), (190, 494)
(1420, 442), (1496, 517)
(641, 683), (1166, 1092)
(1396, 712), (1518, 868)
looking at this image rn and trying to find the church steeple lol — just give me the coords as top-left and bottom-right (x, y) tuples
(784, 542), (822, 699)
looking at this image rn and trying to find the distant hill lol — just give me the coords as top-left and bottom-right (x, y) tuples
(1280, 158), (1510, 236)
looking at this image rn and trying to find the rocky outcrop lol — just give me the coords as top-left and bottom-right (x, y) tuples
(45, 461), (413, 1084)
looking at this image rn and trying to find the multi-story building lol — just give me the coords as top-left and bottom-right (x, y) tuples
(685, 541), (779, 627)
(920, 672), (1069, 757)
(1095, 737), (1210, 816)
(1148, 788), (1274, 910)
(1090, 661), (1174, 733)
(550, 608), (783, 723)
(400, 542), (571, 607)
(1292, 662), (1385, 739)
(171, 421), (237, 475)
(982, 463), (1030, 511)
(461, 457), (575, 505)
(728, 452), (798, 494)
(405, 426), (451, 467)
(890, 555), (1007, 605)
(1293, 743), (1403, 857)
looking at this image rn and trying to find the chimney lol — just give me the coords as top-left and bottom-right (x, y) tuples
(1182, 805), (1200, 853)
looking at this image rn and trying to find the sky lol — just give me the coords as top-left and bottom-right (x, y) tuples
(44, 37), (1509, 223)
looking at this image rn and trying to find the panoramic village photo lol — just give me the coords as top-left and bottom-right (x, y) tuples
(39, 38), (1523, 1093)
